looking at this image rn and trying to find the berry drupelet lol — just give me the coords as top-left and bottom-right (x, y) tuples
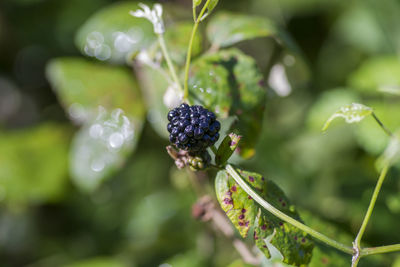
(167, 103), (220, 152)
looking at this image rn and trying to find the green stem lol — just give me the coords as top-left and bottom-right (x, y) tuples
(158, 34), (183, 93)
(361, 244), (400, 256)
(193, 6), (197, 21)
(372, 113), (392, 137)
(224, 164), (354, 255)
(352, 164), (390, 266)
(183, 0), (213, 100)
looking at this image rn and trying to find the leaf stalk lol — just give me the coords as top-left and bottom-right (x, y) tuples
(184, 0), (214, 101)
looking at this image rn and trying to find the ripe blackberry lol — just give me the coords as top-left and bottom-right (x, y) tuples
(167, 103), (220, 152)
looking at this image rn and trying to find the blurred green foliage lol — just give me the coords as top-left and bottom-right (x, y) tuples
(1, 0), (400, 266)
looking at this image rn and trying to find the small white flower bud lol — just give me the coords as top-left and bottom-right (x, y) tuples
(130, 3), (165, 35)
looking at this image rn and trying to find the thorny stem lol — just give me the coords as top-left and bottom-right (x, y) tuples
(224, 164), (354, 255)
(184, 0), (213, 100)
(372, 112), (393, 137)
(158, 35), (183, 94)
(352, 164), (390, 267)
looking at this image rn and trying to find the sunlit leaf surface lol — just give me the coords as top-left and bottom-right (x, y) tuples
(75, 2), (156, 64)
(215, 167), (314, 266)
(46, 57), (145, 124)
(46, 58), (145, 191)
(70, 107), (142, 192)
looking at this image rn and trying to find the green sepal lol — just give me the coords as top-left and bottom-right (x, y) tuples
(215, 133), (241, 166)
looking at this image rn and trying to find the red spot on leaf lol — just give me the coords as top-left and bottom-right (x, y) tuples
(254, 231), (258, 240)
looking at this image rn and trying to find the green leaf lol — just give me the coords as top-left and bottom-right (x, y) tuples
(46, 57), (145, 124)
(135, 64), (170, 139)
(164, 22), (202, 66)
(70, 107), (143, 192)
(322, 103), (373, 132)
(193, 0), (202, 7)
(207, 0), (219, 14)
(188, 49), (266, 158)
(300, 210), (353, 267)
(46, 58), (145, 192)
(348, 56), (400, 94)
(207, 12), (276, 48)
(64, 257), (129, 267)
(75, 2), (156, 64)
(0, 124), (71, 206)
(308, 246), (349, 267)
(215, 133), (241, 166)
(215, 167), (314, 266)
(376, 130), (400, 169)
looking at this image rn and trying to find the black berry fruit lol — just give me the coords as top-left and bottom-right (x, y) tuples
(167, 103), (220, 152)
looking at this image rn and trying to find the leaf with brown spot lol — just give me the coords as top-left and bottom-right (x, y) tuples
(215, 167), (314, 266)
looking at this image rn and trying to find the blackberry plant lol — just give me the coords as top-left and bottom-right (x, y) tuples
(127, 1), (400, 266)
(42, 1), (400, 266)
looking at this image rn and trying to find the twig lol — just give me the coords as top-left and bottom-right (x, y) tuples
(372, 112), (393, 137)
(194, 196), (261, 265)
(352, 164), (390, 267)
